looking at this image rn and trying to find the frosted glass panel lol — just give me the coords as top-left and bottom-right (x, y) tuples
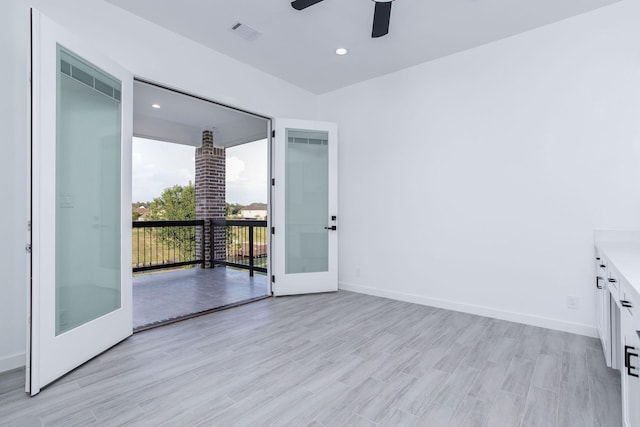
(285, 129), (329, 274)
(56, 46), (122, 335)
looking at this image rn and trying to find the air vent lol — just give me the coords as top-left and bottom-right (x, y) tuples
(230, 22), (262, 41)
(60, 59), (121, 102)
(288, 137), (328, 146)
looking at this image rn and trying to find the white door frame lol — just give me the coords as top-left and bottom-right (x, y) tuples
(131, 78), (274, 298)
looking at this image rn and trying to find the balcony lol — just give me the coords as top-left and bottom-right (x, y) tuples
(132, 219), (269, 330)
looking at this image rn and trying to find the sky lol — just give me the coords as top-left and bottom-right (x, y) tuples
(132, 137), (268, 205)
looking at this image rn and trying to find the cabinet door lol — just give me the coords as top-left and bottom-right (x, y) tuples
(621, 314), (640, 427)
(595, 259), (612, 366)
(596, 283), (604, 350)
(600, 286), (611, 366)
(596, 266), (604, 332)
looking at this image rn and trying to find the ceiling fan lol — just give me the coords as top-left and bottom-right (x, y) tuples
(291, 0), (395, 38)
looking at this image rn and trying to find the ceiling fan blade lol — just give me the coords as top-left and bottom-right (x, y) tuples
(372, 1), (392, 38)
(291, 0), (324, 11)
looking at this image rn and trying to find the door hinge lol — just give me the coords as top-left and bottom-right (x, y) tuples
(271, 227), (275, 235)
(25, 243), (31, 254)
(271, 178), (275, 186)
(271, 130), (275, 138)
(271, 275), (275, 283)
(27, 220), (31, 231)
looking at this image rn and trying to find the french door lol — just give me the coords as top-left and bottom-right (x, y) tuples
(29, 10), (133, 395)
(271, 119), (338, 295)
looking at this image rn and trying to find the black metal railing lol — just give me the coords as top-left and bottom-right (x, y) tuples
(132, 220), (205, 272)
(211, 219), (268, 276)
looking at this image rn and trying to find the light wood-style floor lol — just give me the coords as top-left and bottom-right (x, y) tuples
(0, 291), (621, 426)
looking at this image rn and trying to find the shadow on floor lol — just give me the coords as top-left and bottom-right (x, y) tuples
(133, 267), (269, 330)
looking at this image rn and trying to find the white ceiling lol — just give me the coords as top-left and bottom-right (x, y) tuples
(133, 80), (268, 147)
(108, 0), (620, 94)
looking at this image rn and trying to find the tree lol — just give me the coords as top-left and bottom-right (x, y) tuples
(226, 202), (244, 218)
(148, 183), (195, 221)
(147, 183), (196, 262)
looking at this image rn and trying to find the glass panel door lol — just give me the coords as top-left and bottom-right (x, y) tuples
(272, 119), (337, 296)
(30, 10), (133, 395)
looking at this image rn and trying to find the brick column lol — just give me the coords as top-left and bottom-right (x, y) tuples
(195, 130), (226, 268)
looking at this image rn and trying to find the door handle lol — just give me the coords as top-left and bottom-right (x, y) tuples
(596, 276), (603, 289)
(324, 226), (337, 231)
(621, 300), (633, 308)
(625, 345), (639, 378)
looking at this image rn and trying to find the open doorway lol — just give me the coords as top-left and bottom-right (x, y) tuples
(131, 80), (271, 331)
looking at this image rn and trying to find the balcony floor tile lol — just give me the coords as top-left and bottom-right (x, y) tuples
(133, 267), (268, 330)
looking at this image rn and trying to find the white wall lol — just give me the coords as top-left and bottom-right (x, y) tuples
(0, 0), (317, 372)
(319, 0), (640, 336)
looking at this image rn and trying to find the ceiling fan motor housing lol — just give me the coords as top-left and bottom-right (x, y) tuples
(291, 0), (396, 38)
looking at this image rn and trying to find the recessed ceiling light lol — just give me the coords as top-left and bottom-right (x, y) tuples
(151, 104), (161, 109)
(335, 48), (348, 56)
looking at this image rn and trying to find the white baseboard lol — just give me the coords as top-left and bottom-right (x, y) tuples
(0, 353), (25, 374)
(339, 282), (597, 338)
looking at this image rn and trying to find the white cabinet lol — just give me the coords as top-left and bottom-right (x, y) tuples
(621, 324), (640, 427)
(621, 299), (640, 427)
(594, 239), (640, 426)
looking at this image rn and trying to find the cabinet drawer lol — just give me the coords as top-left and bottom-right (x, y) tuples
(608, 273), (620, 301)
(597, 260), (610, 291)
(607, 263), (620, 305)
(621, 286), (639, 321)
(597, 259), (608, 276)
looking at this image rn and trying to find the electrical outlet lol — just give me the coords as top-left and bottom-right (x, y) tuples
(567, 295), (580, 310)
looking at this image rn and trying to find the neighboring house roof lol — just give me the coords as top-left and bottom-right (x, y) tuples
(135, 207), (149, 214)
(241, 203), (267, 212)
(133, 206), (150, 220)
